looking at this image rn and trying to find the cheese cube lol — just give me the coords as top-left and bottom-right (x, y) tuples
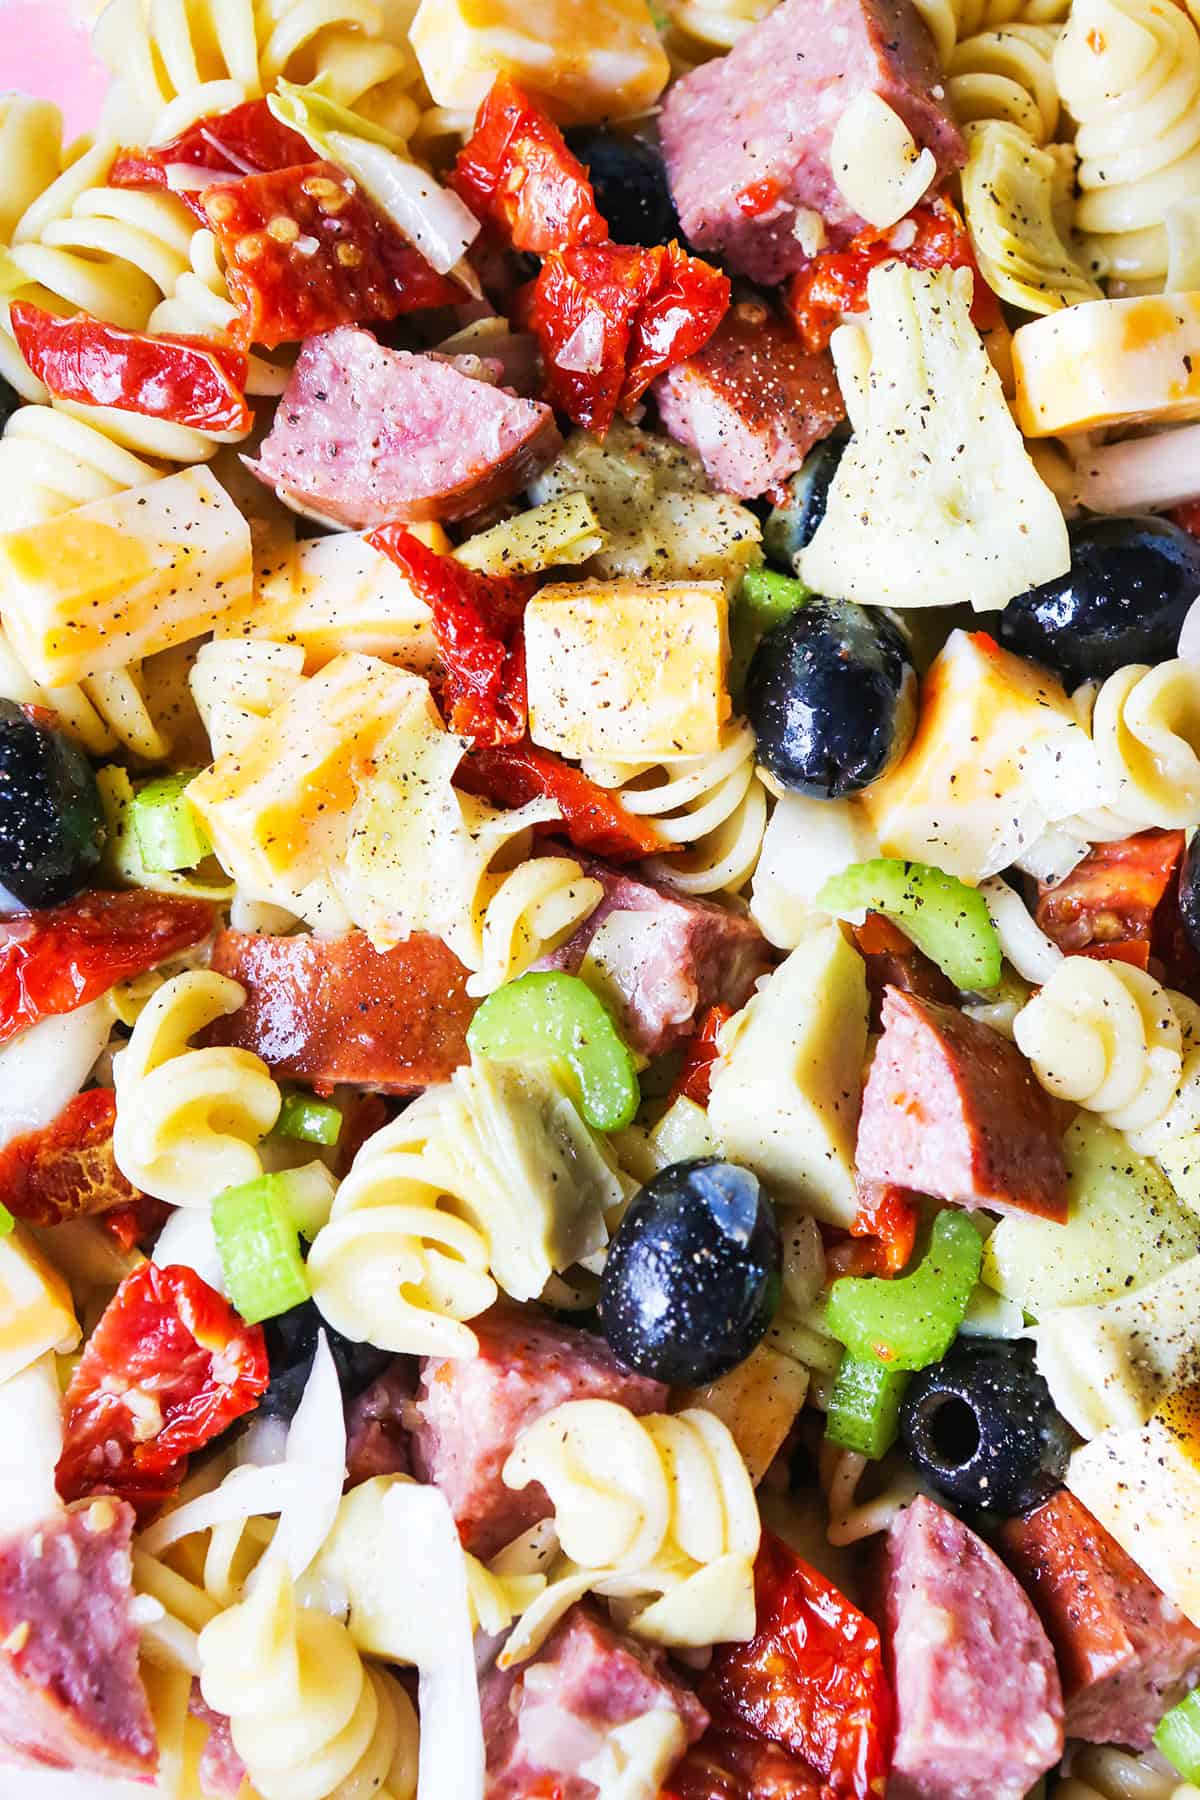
(525, 580), (730, 762)
(1013, 293), (1200, 437)
(189, 655), (443, 921)
(410, 0), (670, 123)
(0, 1229), (80, 1386)
(0, 467), (252, 686)
(862, 628), (1109, 884)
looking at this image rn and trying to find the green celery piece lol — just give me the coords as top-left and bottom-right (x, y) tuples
(818, 856), (1002, 991)
(729, 566), (809, 699)
(826, 1353), (910, 1458)
(826, 1210), (983, 1371)
(1156, 1689), (1200, 1782)
(467, 971), (639, 1131)
(0, 1204), (13, 1237)
(212, 1174), (311, 1325)
(131, 771), (212, 873)
(274, 1091), (343, 1147)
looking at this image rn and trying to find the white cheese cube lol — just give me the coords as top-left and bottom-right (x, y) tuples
(1013, 293), (1200, 437)
(0, 1230), (80, 1386)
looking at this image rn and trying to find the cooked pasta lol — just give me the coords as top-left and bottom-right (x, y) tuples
(458, 851), (603, 997)
(1066, 660), (1200, 840)
(197, 1558), (419, 1800)
(146, 227), (290, 397)
(190, 637), (307, 759)
(913, 0), (1069, 68)
(1055, 1746), (1200, 1799)
(948, 20), (1061, 138)
(0, 95), (66, 247)
(1054, 0), (1200, 288)
(817, 1441), (922, 1546)
(112, 970), (282, 1206)
(659, 0), (781, 70)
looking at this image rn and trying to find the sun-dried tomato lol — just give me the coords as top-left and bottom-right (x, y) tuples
(671, 1004), (734, 1108)
(109, 98), (311, 196)
(453, 75), (608, 254)
(1036, 829), (1185, 955)
(846, 1181), (920, 1277)
(458, 742), (662, 861)
(57, 1263), (268, 1518)
(521, 239), (730, 433)
(367, 525), (533, 746)
(0, 891), (215, 1047)
(784, 195), (1002, 354)
(11, 303), (252, 435)
(0, 1088), (140, 1228)
(200, 161), (463, 349)
(665, 1726), (824, 1799)
(100, 1196), (173, 1253)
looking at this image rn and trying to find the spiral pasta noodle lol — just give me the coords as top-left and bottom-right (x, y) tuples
(913, 0), (1069, 69)
(198, 1558), (419, 1800)
(1013, 957), (1200, 1158)
(460, 852), (603, 997)
(1054, 0), (1200, 288)
(190, 637), (307, 758)
(658, 0), (782, 71)
(148, 227), (289, 396)
(580, 720), (767, 897)
(817, 1441), (922, 1546)
(1055, 1747), (1200, 1799)
(1062, 661), (1200, 841)
(113, 970), (282, 1207)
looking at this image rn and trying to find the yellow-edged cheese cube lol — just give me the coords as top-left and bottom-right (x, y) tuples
(220, 532), (436, 673)
(0, 1229), (80, 1386)
(410, 0), (670, 124)
(0, 467), (252, 686)
(862, 628), (1108, 884)
(1013, 292), (1200, 437)
(189, 655), (441, 920)
(525, 579), (730, 762)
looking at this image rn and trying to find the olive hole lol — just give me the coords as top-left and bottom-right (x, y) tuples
(925, 1396), (981, 1468)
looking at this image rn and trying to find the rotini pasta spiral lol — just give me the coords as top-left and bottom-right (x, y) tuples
(0, 96), (66, 249)
(949, 20), (1061, 138)
(658, 0), (781, 71)
(190, 637), (306, 758)
(580, 720), (768, 897)
(198, 1558), (419, 1800)
(1055, 1746), (1200, 1799)
(1067, 660), (1200, 841)
(148, 227), (288, 395)
(113, 970), (282, 1206)
(460, 852), (603, 997)
(913, 0), (1069, 69)
(1054, 0), (1200, 288)
(1013, 957), (1200, 1158)
(817, 1441), (922, 1546)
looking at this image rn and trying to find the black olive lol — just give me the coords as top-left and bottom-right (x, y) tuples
(1000, 515), (1200, 686)
(745, 599), (917, 797)
(1181, 834), (1200, 957)
(0, 374), (19, 435)
(762, 433), (847, 572)
(565, 128), (679, 246)
(599, 1156), (781, 1385)
(260, 1299), (393, 1421)
(0, 701), (104, 908)
(900, 1338), (1073, 1515)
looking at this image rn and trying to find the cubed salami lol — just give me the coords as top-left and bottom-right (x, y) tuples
(345, 1361), (415, 1488)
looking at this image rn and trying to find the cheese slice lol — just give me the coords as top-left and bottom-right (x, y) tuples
(0, 1229), (80, 1386)
(525, 579), (730, 762)
(0, 467), (252, 686)
(1013, 292), (1200, 437)
(410, 0), (669, 123)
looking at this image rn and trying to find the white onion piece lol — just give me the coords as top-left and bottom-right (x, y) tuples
(382, 1482), (485, 1800)
(269, 1332), (345, 1582)
(0, 1354), (63, 1535)
(0, 997), (112, 1148)
(325, 131), (480, 276)
(153, 1207), (226, 1294)
(1179, 593), (1200, 663)
(979, 877), (1063, 984)
(137, 1463), (302, 1556)
(1071, 423), (1200, 515)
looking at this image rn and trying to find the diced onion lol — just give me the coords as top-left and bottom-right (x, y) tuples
(0, 1354), (63, 1535)
(1071, 422), (1200, 515)
(153, 1206), (226, 1294)
(979, 877), (1063, 984)
(0, 997), (113, 1149)
(1179, 592), (1200, 664)
(269, 1332), (346, 1581)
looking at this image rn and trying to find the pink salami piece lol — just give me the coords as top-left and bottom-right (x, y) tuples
(1000, 1490), (1200, 1750)
(0, 1499), (156, 1780)
(412, 1305), (666, 1558)
(855, 986), (1068, 1220)
(189, 1684), (248, 1800)
(481, 1604), (708, 1800)
(881, 1496), (1064, 1800)
(654, 309), (844, 499)
(659, 0), (965, 283)
(538, 856), (772, 1058)
(248, 326), (561, 527)
(345, 1361), (415, 1487)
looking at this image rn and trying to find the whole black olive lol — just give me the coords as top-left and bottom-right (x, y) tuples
(0, 701), (104, 907)
(565, 128), (679, 246)
(1180, 833), (1200, 957)
(745, 598), (917, 797)
(763, 434), (847, 573)
(1000, 516), (1200, 686)
(900, 1337), (1073, 1515)
(0, 374), (19, 435)
(260, 1299), (394, 1421)
(600, 1157), (781, 1385)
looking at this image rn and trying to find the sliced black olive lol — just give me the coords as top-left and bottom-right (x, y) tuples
(565, 128), (679, 246)
(0, 373), (20, 436)
(745, 598), (917, 797)
(259, 1299), (394, 1421)
(1000, 515), (1200, 686)
(0, 701), (104, 907)
(1180, 834), (1200, 957)
(762, 433), (847, 572)
(599, 1157), (781, 1385)
(900, 1337), (1073, 1515)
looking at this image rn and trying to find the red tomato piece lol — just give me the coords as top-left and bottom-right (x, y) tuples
(1036, 829), (1185, 955)
(367, 524), (533, 746)
(671, 1003), (734, 1108)
(703, 1533), (893, 1800)
(453, 75), (608, 254)
(0, 1088), (141, 1228)
(1170, 500), (1200, 537)
(56, 1263), (268, 1518)
(11, 303), (252, 435)
(847, 1181), (920, 1277)
(0, 891), (215, 1048)
(108, 99), (313, 219)
(784, 196), (1001, 354)
(200, 161), (463, 349)
(100, 1196), (172, 1253)
(665, 1727), (823, 1799)
(522, 240), (730, 434)
(457, 742), (663, 861)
